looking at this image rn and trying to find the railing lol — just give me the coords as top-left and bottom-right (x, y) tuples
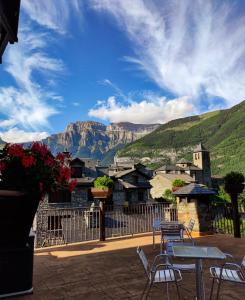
(211, 203), (245, 237)
(35, 203), (177, 247)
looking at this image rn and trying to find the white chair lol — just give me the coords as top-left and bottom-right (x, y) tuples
(137, 247), (182, 300)
(209, 254), (245, 299)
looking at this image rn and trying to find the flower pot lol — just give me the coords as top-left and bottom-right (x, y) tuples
(225, 183), (244, 195)
(91, 187), (112, 199)
(0, 190), (40, 247)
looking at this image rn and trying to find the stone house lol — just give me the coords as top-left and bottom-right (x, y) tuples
(111, 167), (152, 206)
(150, 143), (212, 200)
(150, 173), (196, 199)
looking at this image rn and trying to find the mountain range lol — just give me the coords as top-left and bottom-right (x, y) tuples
(118, 100), (245, 175)
(43, 121), (160, 163)
(1, 101), (244, 176)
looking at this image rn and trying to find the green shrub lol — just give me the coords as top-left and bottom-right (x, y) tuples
(172, 179), (186, 188)
(94, 176), (114, 189)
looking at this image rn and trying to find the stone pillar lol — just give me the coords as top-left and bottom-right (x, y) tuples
(177, 196), (212, 235)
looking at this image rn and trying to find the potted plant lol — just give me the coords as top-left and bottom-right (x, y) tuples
(0, 143), (77, 297)
(224, 171), (244, 195)
(172, 179), (186, 192)
(0, 143), (77, 246)
(91, 175), (114, 199)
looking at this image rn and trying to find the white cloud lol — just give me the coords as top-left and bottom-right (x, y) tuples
(0, 128), (49, 143)
(0, 1), (82, 141)
(92, 0), (245, 107)
(22, 0), (83, 34)
(0, 28), (61, 131)
(88, 95), (194, 124)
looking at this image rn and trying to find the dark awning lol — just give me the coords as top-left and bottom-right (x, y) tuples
(0, 0), (21, 63)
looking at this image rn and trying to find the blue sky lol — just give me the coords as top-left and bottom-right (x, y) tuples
(0, 0), (245, 142)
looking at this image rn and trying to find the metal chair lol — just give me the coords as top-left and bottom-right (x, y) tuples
(184, 219), (195, 238)
(152, 219), (161, 249)
(137, 247), (182, 300)
(160, 222), (184, 253)
(209, 254), (245, 300)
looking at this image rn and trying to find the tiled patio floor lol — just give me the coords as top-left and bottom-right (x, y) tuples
(11, 234), (245, 300)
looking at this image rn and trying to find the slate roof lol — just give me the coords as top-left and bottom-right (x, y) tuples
(155, 165), (201, 172)
(120, 180), (152, 189)
(157, 173), (196, 183)
(113, 167), (152, 179)
(176, 158), (192, 164)
(155, 165), (183, 172)
(74, 177), (95, 186)
(172, 183), (215, 195)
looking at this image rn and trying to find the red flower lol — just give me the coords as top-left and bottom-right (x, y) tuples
(31, 142), (49, 157)
(69, 179), (77, 192)
(45, 156), (55, 167)
(22, 155), (36, 168)
(57, 166), (71, 183)
(56, 152), (65, 162)
(7, 144), (24, 157)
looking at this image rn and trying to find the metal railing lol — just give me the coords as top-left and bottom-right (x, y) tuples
(35, 203), (177, 247)
(211, 203), (245, 237)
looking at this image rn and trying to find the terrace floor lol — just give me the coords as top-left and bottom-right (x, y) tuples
(11, 234), (245, 300)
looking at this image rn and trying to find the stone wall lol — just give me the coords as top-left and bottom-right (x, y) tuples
(177, 196), (212, 233)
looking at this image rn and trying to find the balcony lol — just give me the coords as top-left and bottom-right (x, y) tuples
(12, 233), (245, 300)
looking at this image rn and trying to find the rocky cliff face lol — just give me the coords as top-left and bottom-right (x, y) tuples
(43, 121), (160, 160)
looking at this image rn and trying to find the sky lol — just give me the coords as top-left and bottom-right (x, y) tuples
(0, 0), (245, 143)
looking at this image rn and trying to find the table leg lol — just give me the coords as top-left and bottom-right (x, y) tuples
(195, 258), (205, 300)
(153, 228), (155, 249)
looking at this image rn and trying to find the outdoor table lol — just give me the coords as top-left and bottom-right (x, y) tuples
(172, 245), (226, 300)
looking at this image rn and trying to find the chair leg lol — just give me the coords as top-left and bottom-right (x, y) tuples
(144, 280), (153, 300)
(141, 279), (150, 300)
(175, 282), (182, 300)
(215, 280), (222, 300)
(209, 278), (215, 300)
(166, 283), (170, 300)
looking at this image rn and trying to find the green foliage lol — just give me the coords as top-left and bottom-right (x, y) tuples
(172, 179), (186, 188)
(94, 176), (113, 189)
(224, 171), (245, 185)
(163, 189), (175, 204)
(238, 190), (245, 204)
(213, 186), (231, 203)
(118, 101), (245, 176)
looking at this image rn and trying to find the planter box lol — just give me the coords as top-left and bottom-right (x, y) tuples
(91, 188), (112, 199)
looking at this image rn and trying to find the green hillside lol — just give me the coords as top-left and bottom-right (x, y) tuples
(118, 101), (245, 175)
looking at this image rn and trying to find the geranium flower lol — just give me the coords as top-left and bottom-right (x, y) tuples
(22, 155), (36, 168)
(69, 179), (77, 192)
(7, 144), (24, 157)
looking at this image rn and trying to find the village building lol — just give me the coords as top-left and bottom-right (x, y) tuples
(150, 143), (212, 199)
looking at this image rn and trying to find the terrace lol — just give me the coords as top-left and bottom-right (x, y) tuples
(11, 233), (244, 300)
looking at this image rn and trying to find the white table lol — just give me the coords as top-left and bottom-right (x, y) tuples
(172, 245), (226, 300)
